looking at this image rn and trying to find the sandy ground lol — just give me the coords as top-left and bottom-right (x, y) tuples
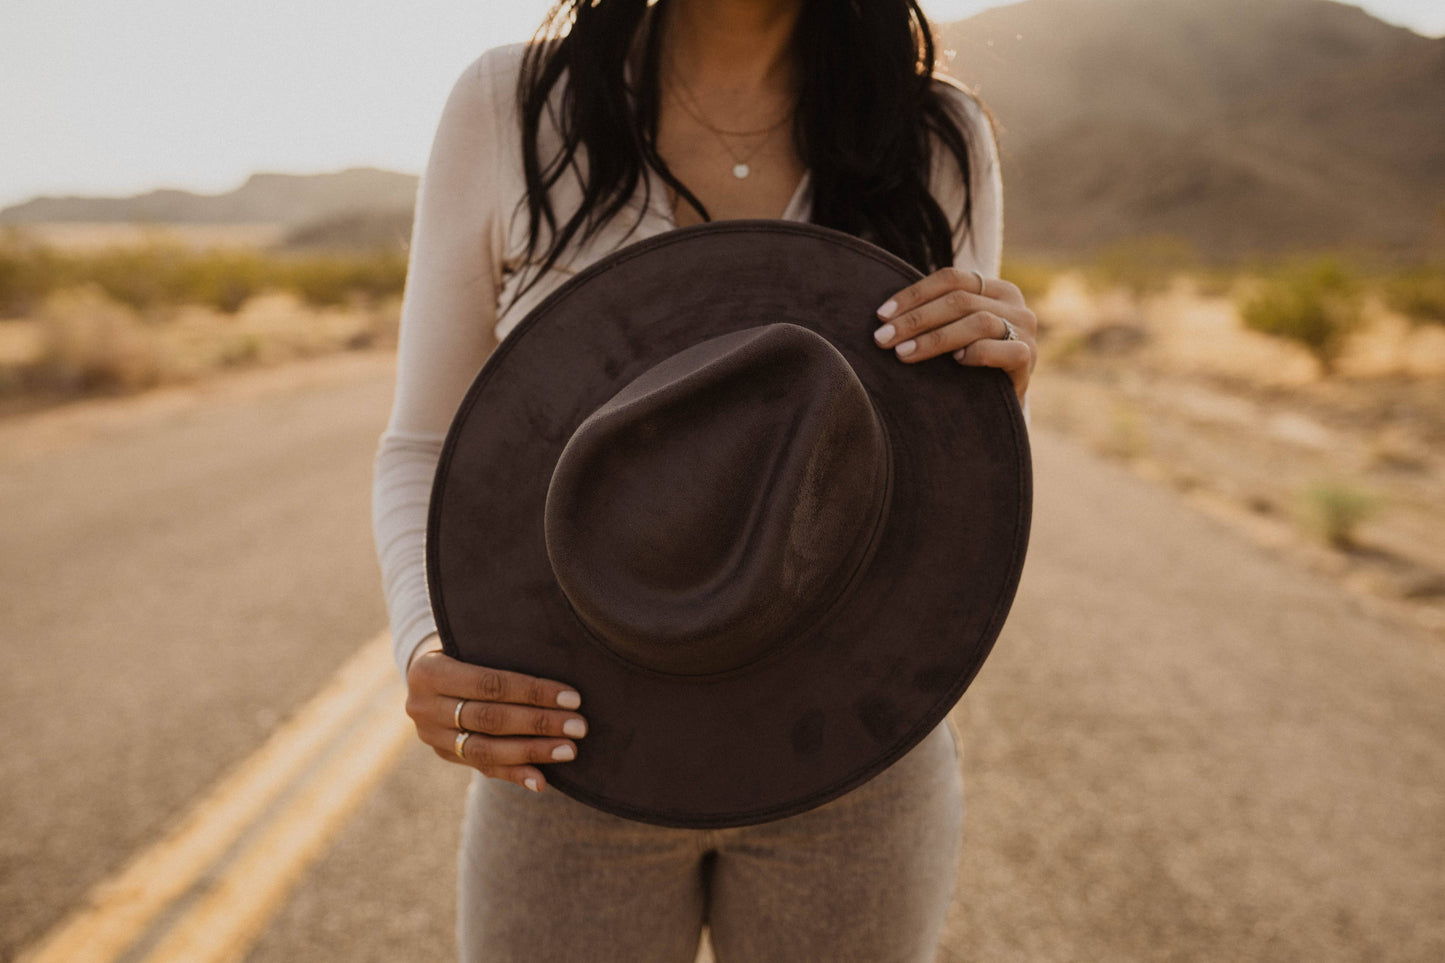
(1027, 273), (1445, 642)
(0, 290), (400, 419)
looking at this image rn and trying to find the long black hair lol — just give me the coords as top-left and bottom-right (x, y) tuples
(509, 0), (986, 310)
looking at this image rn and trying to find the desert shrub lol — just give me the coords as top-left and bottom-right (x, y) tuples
(1294, 479), (1381, 549)
(77, 243), (227, 313)
(0, 241), (408, 316)
(176, 250), (270, 313)
(0, 249), (39, 316)
(1238, 257), (1362, 374)
(0, 237), (69, 316)
(32, 286), (170, 392)
(1084, 235), (1200, 297)
(283, 252), (408, 307)
(85, 245), (275, 314)
(999, 259), (1058, 302)
(1383, 265), (1445, 325)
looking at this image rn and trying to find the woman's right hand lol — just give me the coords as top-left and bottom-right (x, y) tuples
(404, 639), (587, 793)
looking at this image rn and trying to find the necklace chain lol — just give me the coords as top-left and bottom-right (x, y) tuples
(663, 58), (795, 137)
(661, 55), (795, 177)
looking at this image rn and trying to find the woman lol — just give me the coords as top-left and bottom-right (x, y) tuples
(373, 0), (1037, 959)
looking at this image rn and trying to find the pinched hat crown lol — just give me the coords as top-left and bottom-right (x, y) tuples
(543, 323), (892, 677)
(427, 219), (1031, 828)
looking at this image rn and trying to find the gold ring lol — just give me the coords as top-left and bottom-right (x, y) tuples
(454, 698), (468, 729)
(454, 729), (472, 760)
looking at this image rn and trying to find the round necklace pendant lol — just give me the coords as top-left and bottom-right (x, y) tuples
(732, 163), (750, 179)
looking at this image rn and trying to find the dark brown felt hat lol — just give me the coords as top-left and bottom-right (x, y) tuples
(428, 219), (1031, 828)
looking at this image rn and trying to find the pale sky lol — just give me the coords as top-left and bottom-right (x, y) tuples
(1, 0), (1440, 209)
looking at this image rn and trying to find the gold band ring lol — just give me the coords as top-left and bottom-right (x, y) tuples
(454, 729), (472, 760)
(454, 698), (468, 730)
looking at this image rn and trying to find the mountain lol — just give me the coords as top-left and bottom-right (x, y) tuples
(937, 0), (1445, 260)
(0, 168), (418, 230)
(3, 0), (1439, 261)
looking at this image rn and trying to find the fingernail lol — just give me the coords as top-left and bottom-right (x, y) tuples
(524, 776), (540, 792)
(895, 339), (917, 358)
(877, 298), (898, 319)
(563, 718), (587, 738)
(556, 690), (581, 709)
(552, 744), (576, 762)
(873, 323), (895, 345)
(953, 347), (967, 362)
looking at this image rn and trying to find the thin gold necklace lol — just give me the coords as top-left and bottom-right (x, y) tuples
(662, 58), (795, 180)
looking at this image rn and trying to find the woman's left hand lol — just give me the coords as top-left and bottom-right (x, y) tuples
(872, 268), (1037, 401)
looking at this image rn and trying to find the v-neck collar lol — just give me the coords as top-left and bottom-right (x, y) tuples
(644, 170), (812, 229)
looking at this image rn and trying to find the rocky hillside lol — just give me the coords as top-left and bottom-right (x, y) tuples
(937, 0), (1445, 260)
(0, 168), (417, 231)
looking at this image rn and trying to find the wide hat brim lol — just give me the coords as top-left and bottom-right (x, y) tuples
(428, 220), (1031, 828)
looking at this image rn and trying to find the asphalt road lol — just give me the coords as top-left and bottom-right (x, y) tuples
(3, 353), (1442, 962)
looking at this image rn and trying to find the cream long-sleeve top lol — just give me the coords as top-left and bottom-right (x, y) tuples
(372, 40), (1022, 683)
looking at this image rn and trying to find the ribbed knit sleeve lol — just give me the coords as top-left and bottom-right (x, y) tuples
(372, 48), (510, 682)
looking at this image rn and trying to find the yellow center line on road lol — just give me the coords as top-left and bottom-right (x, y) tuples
(139, 690), (410, 963)
(17, 632), (407, 963)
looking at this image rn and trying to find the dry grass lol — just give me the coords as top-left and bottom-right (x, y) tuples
(0, 229), (407, 318)
(1026, 256), (1445, 623)
(1294, 479), (1383, 550)
(1237, 257), (1364, 374)
(2, 285), (399, 405)
(1382, 265), (1445, 325)
(30, 287), (170, 393)
(0, 226), (405, 408)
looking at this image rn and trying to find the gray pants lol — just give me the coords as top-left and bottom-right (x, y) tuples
(457, 720), (965, 962)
